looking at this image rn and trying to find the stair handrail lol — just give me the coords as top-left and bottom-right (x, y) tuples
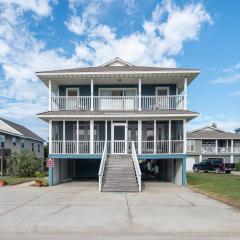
(98, 141), (108, 192)
(132, 141), (142, 192)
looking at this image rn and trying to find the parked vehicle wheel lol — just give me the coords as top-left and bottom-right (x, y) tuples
(215, 167), (221, 174)
(193, 167), (199, 172)
(225, 170), (231, 174)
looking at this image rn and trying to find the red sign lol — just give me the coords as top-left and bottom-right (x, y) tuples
(47, 158), (55, 168)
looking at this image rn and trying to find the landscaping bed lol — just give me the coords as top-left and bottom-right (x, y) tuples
(187, 172), (240, 208)
(0, 176), (34, 185)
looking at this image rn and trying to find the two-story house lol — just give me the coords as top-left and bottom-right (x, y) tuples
(0, 117), (45, 176)
(187, 124), (240, 171)
(37, 57), (199, 191)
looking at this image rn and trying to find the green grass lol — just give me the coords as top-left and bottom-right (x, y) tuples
(0, 176), (34, 185)
(187, 172), (240, 207)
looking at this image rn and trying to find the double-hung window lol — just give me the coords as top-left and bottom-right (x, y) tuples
(187, 140), (195, 152)
(0, 135), (5, 148)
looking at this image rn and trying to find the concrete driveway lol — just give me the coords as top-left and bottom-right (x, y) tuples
(0, 181), (240, 240)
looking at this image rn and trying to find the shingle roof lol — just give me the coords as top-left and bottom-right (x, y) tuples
(36, 65), (200, 74)
(187, 127), (240, 140)
(0, 118), (44, 142)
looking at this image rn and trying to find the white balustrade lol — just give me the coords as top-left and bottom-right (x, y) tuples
(132, 142), (142, 192)
(51, 95), (185, 111)
(98, 142), (108, 191)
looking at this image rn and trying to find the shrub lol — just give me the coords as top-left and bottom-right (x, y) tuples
(7, 151), (42, 177)
(236, 162), (240, 171)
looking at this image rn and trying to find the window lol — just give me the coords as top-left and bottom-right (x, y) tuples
(0, 135), (5, 148)
(38, 144), (40, 153)
(187, 140), (195, 152)
(66, 88), (79, 96)
(32, 143), (34, 152)
(12, 137), (17, 146)
(155, 87), (169, 96)
(21, 139), (25, 148)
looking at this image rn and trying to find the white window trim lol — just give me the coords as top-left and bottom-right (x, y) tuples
(187, 139), (195, 152)
(98, 88), (137, 96)
(155, 87), (170, 96)
(66, 88), (79, 96)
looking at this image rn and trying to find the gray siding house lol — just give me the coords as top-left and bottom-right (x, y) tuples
(186, 124), (240, 171)
(37, 57), (200, 191)
(0, 118), (45, 175)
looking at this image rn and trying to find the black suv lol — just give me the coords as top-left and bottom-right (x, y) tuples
(193, 158), (235, 174)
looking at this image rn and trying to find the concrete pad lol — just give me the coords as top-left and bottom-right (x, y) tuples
(0, 180), (240, 240)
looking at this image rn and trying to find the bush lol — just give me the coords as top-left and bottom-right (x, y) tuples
(236, 162), (240, 171)
(7, 151), (42, 177)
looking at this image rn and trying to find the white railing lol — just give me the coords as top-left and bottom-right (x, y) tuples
(202, 147), (216, 153)
(141, 95), (184, 110)
(132, 142), (141, 192)
(51, 96), (91, 111)
(98, 142), (108, 192)
(94, 96), (138, 111)
(51, 140), (184, 154)
(233, 147), (240, 153)
(218, 147), (231, 153)
(51, 95), (185, 111)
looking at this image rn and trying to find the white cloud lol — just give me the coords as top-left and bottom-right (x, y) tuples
(211, 73), (240, 84)
(66, 16), (86, 35)
(66, 0), (212, 66)
(231, 90), (240, 96)
(123, 0), (137, 16)
(188, 114), (240, 133)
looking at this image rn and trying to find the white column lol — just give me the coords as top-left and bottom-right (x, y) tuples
(63, 120), (66, 154)
(215, 140), (218, 153)
(105, 120), (108, 142)
(111, 120), (113, 154)
(138, 120), (142, 154)
(199, 155), (202, 162)
(49, 120), (52, 154)
(183, 119), (187, 154)
(154, 120), (156, 154)
(90, 120), (94, 154)
(231, 139), (234, 163)
(76, 121), (79, 154)
(138, 78), (142, 111)
(91, 78), (94, 111)
(169, 120), (171, 153)
(48, 79), (52, 111)
(184, 77), (188, 110)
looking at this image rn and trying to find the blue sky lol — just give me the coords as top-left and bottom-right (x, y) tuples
(0, 0), (240, 140)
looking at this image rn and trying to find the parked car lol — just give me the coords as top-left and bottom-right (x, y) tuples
(193, 158), (235, 174)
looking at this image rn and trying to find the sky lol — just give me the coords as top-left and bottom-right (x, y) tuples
(0, 0), (240, 140)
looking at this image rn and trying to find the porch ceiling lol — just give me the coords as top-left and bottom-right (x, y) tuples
(37, 71), (199, 93)
(37, 109), (199, 122)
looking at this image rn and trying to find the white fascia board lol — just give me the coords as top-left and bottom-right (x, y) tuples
(36, 70), (200, 77)
(0, 129), (23, 138)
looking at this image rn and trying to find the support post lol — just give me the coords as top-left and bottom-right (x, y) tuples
(105, 120), (108, 142)
(48, 79), (52, 111)
(48, 167), (53, 186)
(77, 120), (79, 154)
(91, 78), (94, 111)
(215, 139), (218, 153)
(138, 78), (142, 111)
(138, 120), (142, 154)
(49, 120), (52, 154)
(182, 157), (187, 186)
(169, 120), (171, 154)
(90, 120), (94, 154)
(183, 119), (187, 154)
(184, 77), (188, 110)
(231, 139), (234, 163)
(63, 120), (66, 154)
(154, 120), (156, 154)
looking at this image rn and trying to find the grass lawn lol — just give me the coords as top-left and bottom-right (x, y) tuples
(187, 172), (240, 208)
(0, 176), (34, 185)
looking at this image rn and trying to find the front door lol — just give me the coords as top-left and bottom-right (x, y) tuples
(66, 88), (79, 110)
(112, 123), (127, 154)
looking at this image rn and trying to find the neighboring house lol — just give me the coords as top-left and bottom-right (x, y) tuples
(37, 57), (199, 190)
(187, 124), (240, 171)
(235, 128), (240, 134)
(0, 118), (45, 176)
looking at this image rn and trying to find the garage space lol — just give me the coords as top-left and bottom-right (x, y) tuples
(138, 158), (185, 186)
(50, 159), (101, 185)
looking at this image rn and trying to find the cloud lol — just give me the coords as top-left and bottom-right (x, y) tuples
(123, 0), (137, 16)
(66, 0), (212, 67)
(231, 90), (240, 96)
(188, 114), (240, 132)
(211, 73), (240, 84)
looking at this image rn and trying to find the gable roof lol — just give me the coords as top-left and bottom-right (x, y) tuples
(187, 125), (240, 140)
(0, 118), (44, 142)
(101, 57), (133, 67)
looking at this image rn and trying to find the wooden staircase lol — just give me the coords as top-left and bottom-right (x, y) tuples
(102, 155), (139, 192)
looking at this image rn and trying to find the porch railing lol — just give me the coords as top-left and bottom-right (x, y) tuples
(51, 140), (184, 154)
(98, 142), (107, 192)
(132, 141), (141, 192)
(202, 146), (240, 154)
(51, 95), (185, 111)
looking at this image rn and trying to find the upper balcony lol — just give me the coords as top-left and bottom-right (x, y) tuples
(51, 95), (185, 111)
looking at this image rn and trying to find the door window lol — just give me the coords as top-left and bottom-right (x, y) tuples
(156, 87), (169, 96)
(67, 88), (79, 96)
